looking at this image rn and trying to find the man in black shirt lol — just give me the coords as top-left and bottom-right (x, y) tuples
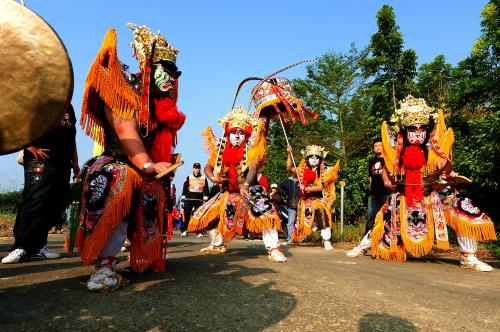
(180, 162), (209, 237)
(347, 138), (389, 257)
(2, 104), (79, 264)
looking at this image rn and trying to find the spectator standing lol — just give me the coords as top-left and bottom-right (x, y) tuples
(279, 173), (300, 245)
(180, 162), (209, 237)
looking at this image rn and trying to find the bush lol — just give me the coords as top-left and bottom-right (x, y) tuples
(0, 190), (22, 214)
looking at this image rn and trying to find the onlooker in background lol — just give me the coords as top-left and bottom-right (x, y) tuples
(346, 138), (391, 257)
(180, 162), (209, 237)
(2, 104), (79, 264)
(279, 173), (300, 245)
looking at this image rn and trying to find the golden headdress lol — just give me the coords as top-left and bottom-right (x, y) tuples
(302, 145), (328, 159)
(390, 95), (438, 132)
(218, 105), (258, 135)
(127, 23), (179, 70)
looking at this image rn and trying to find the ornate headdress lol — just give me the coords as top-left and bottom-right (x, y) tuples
(390, 95), (438, 132)
(127, 23), (178, 69)
(218, 105), (257, 135)
(127, 23), (180, 136)
(251, 77), (318, 127)
(302, 145), (328, 159)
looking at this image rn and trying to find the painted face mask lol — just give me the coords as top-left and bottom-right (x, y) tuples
(308, 155), (320, 167)
(153, 64), (175, 96)
(229, 129), (246, 147)
(406, 125), (427, 145)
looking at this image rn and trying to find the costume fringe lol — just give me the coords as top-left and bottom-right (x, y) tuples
(201, 126), (217, 168)
(187, 193), (226, 232)
(445, 210), (497, 242)
(80, 28), (141, 145)
(399, 196), (435, 258)
(381, 122), (397, 175)
(130, 181), (166, 273)
(323, 160), (340, 186)
(247, 214), (282, 234)
(77, 168), (141, 266)
(292, 199), (331, 242)
(248, 122), (267, 169)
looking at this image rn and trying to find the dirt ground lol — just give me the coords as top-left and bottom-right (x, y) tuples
(1, 234), (500, 332)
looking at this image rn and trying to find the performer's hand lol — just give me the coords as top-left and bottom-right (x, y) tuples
(145, 162), (172, 176)
(27, 146), (49, 160)
(287, 145), (293, 153)
(211, 175), (225, 184)
(72, 163), (81, 179)
(443, 170), (458, 178)
(299, 184), (305, 191)
(240, 185), (250, 199)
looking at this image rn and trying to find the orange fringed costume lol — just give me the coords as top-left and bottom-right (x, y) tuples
(292, 146), (340, 243)
(188, 106), (282, 242)
(76, 26), (185, 273)
(370, 97), (496, 262)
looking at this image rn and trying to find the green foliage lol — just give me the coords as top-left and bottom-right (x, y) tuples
(0, 190), (21, 214)
(362, 5), (418, 126)
(416, 55), (454, 107)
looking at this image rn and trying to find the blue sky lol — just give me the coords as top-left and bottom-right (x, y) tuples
(0, 0), (488, 191)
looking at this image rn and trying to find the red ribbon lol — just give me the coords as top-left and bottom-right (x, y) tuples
(402, 145), (426, 207)
(149, 96), (186, 163)
(222, 144), (246, 192)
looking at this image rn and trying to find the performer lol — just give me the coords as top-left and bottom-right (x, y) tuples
(180, 162), (209, 237)
(347, 96), (496, 272)
(188, 105), (287, 262)
(76, 24), (186, 291)
(287, 145), (340, 250)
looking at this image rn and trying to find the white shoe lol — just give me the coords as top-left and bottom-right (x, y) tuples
(323, 240), (333, 251)
(87, 267), (119, 292)
(346, 246), (366, 257)
(200, 245), (227, 254)
(181, 231), (188, 237)
(33, 246), (61, 260)
(2, 248), (27, 264)
(461, 255), (493, 272)
(268, 248), (287, 262)
(197, 233), (204, 238)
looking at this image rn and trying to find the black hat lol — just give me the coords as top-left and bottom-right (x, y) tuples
(193, 162), (201, 168)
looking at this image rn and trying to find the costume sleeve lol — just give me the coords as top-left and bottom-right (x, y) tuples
(323, 160), (340, 186)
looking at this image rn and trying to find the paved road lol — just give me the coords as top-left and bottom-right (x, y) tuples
(0, 234), (499, 331)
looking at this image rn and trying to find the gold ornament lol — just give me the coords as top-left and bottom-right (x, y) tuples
(218, 105), (257, 133)
(390, 95), (438, 131)
(301, 145), (328, 159)
(127, 23), (178, 70)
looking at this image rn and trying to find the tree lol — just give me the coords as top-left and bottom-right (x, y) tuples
(362, 5), (418, 127)
(262, 45), (371, 224)
(416, 55), (453, 108)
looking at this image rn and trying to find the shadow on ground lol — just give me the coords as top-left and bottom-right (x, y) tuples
(359, 313), (417, 332)
(0, 247), (297, 331)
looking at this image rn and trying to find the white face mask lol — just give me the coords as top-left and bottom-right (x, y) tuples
(229, 130), (246, 147)
(406, 129), (427, 145)
(308, 155), (320, 167)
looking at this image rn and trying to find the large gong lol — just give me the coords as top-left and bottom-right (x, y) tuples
(0, 0), (73, 154)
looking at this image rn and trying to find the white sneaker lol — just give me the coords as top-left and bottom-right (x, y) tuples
(2, 248), (27, 264)
(346, 246), (366, 257)
(87, 267), (119, 292)
(461, 255), (493, 272)
(197, 233), (204, 238)
(181, 231), (188, 237)
(33, 246), (61, 260)
(323, 240), (333, 251)
(268, 248), (287, 262)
